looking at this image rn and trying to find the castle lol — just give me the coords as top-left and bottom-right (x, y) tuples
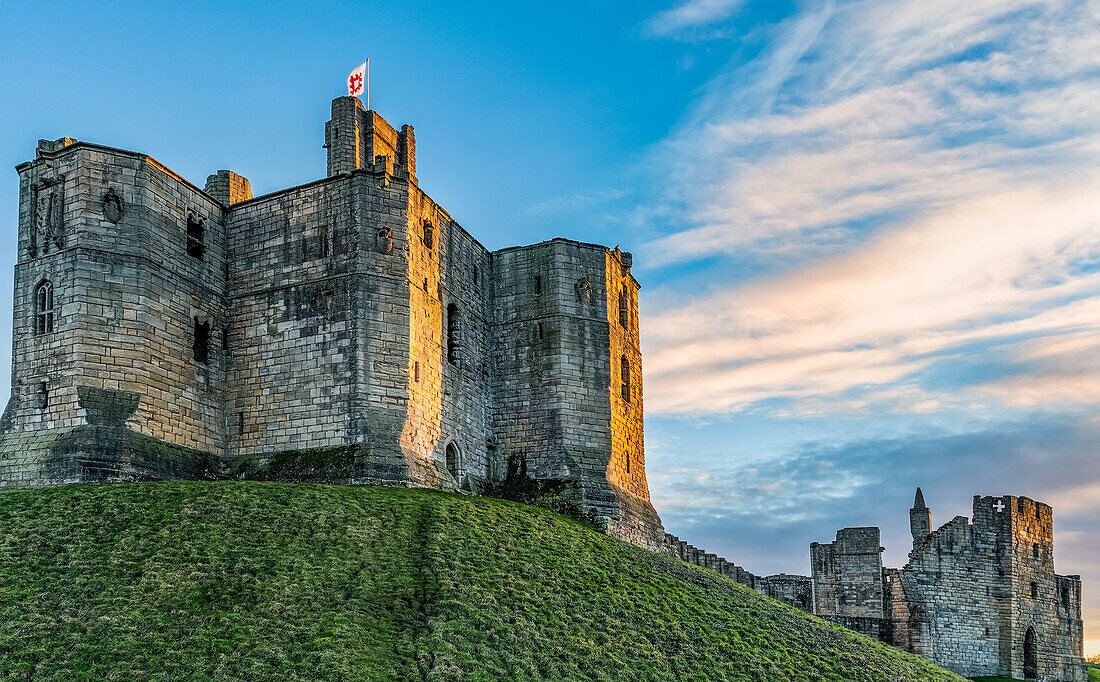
(808, 489), (1086, 681)
(0, 97), (1087, 680)
(0, 96), (663, 550)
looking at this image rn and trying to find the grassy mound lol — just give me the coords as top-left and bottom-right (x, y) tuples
(0, 482), (965, 681)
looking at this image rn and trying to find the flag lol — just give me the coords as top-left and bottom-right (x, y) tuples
(348, 61), (367, 97)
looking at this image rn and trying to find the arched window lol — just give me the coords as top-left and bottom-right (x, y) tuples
(618, 285), (629, 328)
(445, 442), (459, 478)
(620, 355), (631, 402)
(446, 303), (460, 365)
(1023, 627), (1037, 679)
(35, 281), (54, 335)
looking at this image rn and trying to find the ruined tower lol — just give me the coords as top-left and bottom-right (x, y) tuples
(0, 97), (665, 551)
(909, 486), (931, 548)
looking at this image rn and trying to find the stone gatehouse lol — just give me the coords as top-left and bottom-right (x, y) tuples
(0, 96), (664, 550)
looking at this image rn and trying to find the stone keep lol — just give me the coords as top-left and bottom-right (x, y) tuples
(0, 97), (665, 550)
(810, 489), (1086, 682)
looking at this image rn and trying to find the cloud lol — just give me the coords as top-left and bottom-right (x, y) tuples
(650, 415), (1100, 626)
(636, 0), (1100, 417)
(645, 0), (745, 38)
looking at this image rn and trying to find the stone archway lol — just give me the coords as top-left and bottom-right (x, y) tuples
(1023, 626), (1037, 680)
(445, 442), (459, 480)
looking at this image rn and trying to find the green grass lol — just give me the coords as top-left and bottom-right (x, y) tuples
(1089, 664), (1100, 682)
(0, 481), (967, 681)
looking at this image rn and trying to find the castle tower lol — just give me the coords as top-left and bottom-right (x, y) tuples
(910, 486), (932, 548)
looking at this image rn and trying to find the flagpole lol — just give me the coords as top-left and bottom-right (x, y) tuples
(366, 58), (370, 110)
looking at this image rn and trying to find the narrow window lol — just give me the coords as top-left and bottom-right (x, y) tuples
(186, 213), (205, 260)
(1062, 588), (1071, 609)
(446, 304), (459, 365)
(414, 361), (420, 382)
(473, 265), (479, 289)
(35, 280), (54, 335)
(618, 285), (629, 328)
(537, 322), (544, 340)
(1030, 582), (1038, 599)
(535, 275), (542, 295)
(1033, 543), (1040, 559)
(193, 317), (210, 364)
(40, 381), (49, 409)
(422, 220), (434, 249)
(625, 452), (631, 474)
(445, 442), (458, 478)
(238, 412), (244, 434)
(620, 355), (631, 402)
(222, 326), (229, 350)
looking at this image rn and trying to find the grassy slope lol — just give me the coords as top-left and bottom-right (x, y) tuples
(1091, 665), (1100, 682)
(0, 482), (966, 681)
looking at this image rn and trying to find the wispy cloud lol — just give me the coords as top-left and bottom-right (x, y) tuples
(644, 0), (745, 38)
(638, 0), (1100, 417)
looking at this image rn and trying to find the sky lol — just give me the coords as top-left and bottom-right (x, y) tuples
(2, 0), (1098, 658)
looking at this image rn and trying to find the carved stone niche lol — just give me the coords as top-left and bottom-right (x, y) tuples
(376, 226), (393, 254)
(102, 187), (124, 223)
(32, 177), (65, 257)
(575, 276), (594, 305)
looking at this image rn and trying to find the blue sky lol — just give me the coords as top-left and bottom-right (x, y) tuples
(3, 0), (1099, 656)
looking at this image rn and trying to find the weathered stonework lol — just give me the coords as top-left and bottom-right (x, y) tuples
(810, 490), (1087, 682)
(0, 97), (664, 550)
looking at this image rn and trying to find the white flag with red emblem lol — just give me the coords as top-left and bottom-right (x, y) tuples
(348, 61), (367, 97)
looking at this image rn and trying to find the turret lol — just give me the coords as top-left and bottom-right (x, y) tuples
(910, 486), (932, 548)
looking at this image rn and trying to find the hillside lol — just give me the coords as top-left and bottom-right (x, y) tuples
(0, 482), (965, 681)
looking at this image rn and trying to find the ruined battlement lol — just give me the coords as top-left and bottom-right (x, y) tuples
(0, 100), (664, 551)
(809, 489), (1086, 682)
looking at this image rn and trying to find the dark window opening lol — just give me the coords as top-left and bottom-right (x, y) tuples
(423, 220), (434, 249)
(238, 412), (244, 434)
(1030, 581), (1038, 599)
(1035, 505), (1041, 520)
(473, 265), (479, 288)
(1033, 543), (1040, 559)
(537, 323), (544, 340)
(618, 285), (629, 328)
(39, 381), (49, 409)
(1023, 627), (1037, 679)
(535, 275), (542, 295)
(35, 280), (54, 335)
(625, 452), (631, 475)
(445, 442), (458, 479)
(414, 361), (420, 382)
(187, 213), (205, 260)
(446, 304), (460, 365)
(193, 317), (210, 364)
(620, 355), (631, 403)
(1062, 588), (1071, 609)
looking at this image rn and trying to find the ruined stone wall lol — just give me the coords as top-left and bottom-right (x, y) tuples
(810, 527), (885, 619)
(757, 574), (813, 612)
(814, 494), (1086, 682)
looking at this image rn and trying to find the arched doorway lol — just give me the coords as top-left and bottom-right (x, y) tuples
(445, 442), (459, 480)
(1023, 627), (1037, 680)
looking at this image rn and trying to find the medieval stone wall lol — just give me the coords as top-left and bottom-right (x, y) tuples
(811, 527), (885, 619)
(809, 493), (1086, 682)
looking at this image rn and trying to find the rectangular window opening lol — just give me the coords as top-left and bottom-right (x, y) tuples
(193, 317), (210, 364)
(40, 381), (49, 409)
(534, 275), (542, 295)
(187, 214), (205, 261)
